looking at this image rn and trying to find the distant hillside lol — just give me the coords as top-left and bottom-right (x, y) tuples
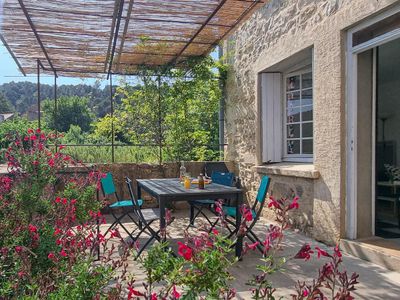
(0, 81), (121, 117)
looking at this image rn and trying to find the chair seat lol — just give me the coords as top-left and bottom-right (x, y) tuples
(140, 208), (160, 222)
(189, 199), (216, 206)
(223, 206), (256, 219)
(109, 199), (143, 208)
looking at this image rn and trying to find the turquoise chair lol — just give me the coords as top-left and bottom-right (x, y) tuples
(188, 172), (235, 227)
(220, 176), (271, 255)
(100, 172), (143, 240)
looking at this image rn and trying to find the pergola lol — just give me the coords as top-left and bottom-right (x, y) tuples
(1, 0), (264, 77)
(0, 0), (265, 162)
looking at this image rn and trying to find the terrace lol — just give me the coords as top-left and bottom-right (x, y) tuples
(1, 0), (400, 299)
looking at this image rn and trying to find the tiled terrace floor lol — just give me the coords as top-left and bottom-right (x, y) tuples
(101, 211), (400, 299)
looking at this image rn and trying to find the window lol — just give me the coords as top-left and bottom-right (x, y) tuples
(284, 69), (313, 159)
(260, 49), (314, 163)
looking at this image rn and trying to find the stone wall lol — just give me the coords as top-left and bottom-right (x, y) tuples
(223, 0), (400, 244)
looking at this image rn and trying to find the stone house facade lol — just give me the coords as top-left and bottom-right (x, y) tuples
(223, 0), (400, 245)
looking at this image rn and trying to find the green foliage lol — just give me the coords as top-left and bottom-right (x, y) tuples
(0, 116), (36, 152)
(46, 260), (114, 300)
(113, 55), (223, 164)
(0, 92), (13, 113)
(42, 96), (95, 133)
(0, 81), (115, 117)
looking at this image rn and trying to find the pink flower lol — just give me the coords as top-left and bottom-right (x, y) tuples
(334, 245), (342, 258)
(289, 196), (299, 209)
(32, 160), (39, 166)
(268, 196), (282, 209)
(15, 246), (23, 253)
(315, 246), (331, 259)
(127, 286), (144, 299)
(247, 241), (259, 250)
(177, 242), (193, 261)
(172, 285), (181, 299)
(302, 289), (309, 296)
(151, 293), (158, 300)
(18, 271), (26, 278)
(294, 243), (314, 261)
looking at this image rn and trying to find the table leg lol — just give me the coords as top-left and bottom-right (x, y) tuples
(159, 197), (166, 242)
(137, 182), (142, 200)
(235, 193), (243, 258)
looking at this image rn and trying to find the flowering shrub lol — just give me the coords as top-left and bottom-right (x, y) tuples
(0, 129), (128, 298)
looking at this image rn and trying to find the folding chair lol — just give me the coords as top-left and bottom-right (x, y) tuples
(126, 177), (168, 259)
(188, 171), (235, 227)
(218, 175), (271, 255)
(100, 172), (143, 241)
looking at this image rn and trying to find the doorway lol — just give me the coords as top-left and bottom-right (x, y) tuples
(375, 38), (400, 238)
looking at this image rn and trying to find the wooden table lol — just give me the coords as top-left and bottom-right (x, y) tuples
(136, 178), (244, 257)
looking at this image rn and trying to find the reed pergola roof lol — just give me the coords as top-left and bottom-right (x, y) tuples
(0, 0), (265, 77)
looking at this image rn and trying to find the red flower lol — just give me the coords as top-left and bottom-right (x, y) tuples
(302, 289), (309, 296)
(151, 293), (158, 300)
(28, 224), (37, 233)
(334, 245), (342, 258)
(289, 196), (299, 210)
(15, 246), (23, 253)
(247, 241), (259, 250)
(30, 135), (37, 141)
(127, 286), (144, 299)
(315, 246), (331, 259)
(48, 158), (55, 167)
(60, 249), (67, 257)
(294, 243), (314, 261)
(59, 145), (66, 150)
(241, 206), (253, 222)
(177, 242), (193, 261)
(211, 229), (219, 235)
(18, 271), (26, 278)
(27, 128), (34, 134)
(268, 196), (282, 209)
(55, 197), (61, 203)
(32, 160), (39, 166)
(172, 285), (181, 299)
(48, 252), (56, 261)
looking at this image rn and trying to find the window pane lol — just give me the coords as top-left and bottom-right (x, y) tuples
(302, 72), (312, 89)
(302, 105), (313, 121)
(302, 89), (313, 105)
(286, 75), (300, 91)
(302, 139), (313, 154)
(287, 140), (300, 154)
(302, 122), (313, 138)
(287, 124), (300, 138)
(287, 91), (300, 107)
(287, 107), (301, 123)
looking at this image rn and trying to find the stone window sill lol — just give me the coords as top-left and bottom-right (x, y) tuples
(252, 163), (320, 179)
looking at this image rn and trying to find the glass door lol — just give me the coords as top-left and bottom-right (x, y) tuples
(375, 38), (400, 238)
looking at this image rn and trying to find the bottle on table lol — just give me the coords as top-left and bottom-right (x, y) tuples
(184, 176), (191, 189)
(198, 173), (205, 189)
(179, 161), (186, 181)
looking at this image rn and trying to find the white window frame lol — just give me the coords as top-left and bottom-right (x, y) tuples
(282, 67), (313, 162)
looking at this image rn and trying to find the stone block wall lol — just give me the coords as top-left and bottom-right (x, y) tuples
(223, 0), (399, 244)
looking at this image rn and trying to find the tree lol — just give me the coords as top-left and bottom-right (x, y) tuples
(0, 92), (13, 113)
(115, 55), (223, 164)
(42, 96), (95, 133)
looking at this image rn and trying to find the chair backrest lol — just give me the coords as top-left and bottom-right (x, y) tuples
(125, 177), (147, 224)
(204, 162), (229, 178)
(251, 176), (271, 222)
(100, 173), (118, 199)
(211, 171), (235, 187)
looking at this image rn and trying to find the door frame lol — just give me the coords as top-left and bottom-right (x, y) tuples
(346, 5), (400, 239)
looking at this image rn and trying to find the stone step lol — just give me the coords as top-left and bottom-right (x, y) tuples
(340, 237), (400, 272)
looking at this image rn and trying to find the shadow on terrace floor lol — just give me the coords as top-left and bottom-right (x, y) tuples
(100, 211), (400, 299)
